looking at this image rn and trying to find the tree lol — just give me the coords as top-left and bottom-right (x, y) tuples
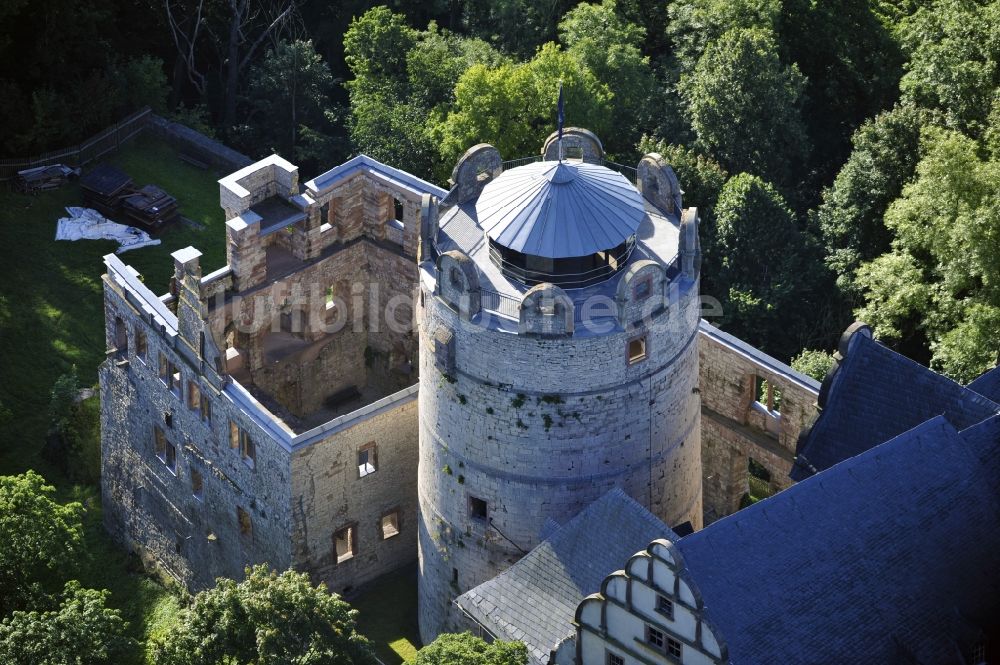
(152, 565), (378, 665)
(344, 7), (445, 179)
(435, 42), (612, 175)
(344, 6), (418, 100)
(791, 349), (834, 381)
(110, 55), (171, 115)
(0, 582), (134, 665)
(414, 632), (528, 665)
(638, 137), (728, 289)
(458, 0), (568, 58)
(559, 0), (662, 156)
(241, 39), (343, 163)
(164, 0), (298, 132)
(896, 0), (1000, 134)
(666, 0), (780, 79)
(813, 104), (926, 297)
(679, 28), (808, 193)
(855, 127), (1000, 381)
(777, 0), (903, 182)
(0, 472), (85, 616)
(406, 24), (506, 110)
(714, 173), (827, 359)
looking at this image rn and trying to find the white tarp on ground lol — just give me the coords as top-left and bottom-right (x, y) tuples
(55, 207), (161, 253)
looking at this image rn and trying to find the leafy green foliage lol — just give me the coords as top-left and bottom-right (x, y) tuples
(559, 0), (662, 155)
(435, 42), (612, 172)
(414, 632), (528, 665)
(407, 24), (508, 110)
(680, 28), (808, 191)
(814, 104), (926, 296)
(0, 472), (85, 615)
(48, 366), (80, 440)
(896, 0), (1000, 134)
(666, 0), (780, 79)
(856, 127), (1000, 381)
(151, 565), (378, 665)
(714, 173), (827, 359)
(459, 0), (569, 57)
(791, 349), (835, 381)
(240, 39), (344, 165)
(0, 581), (135, 665)
(345, 6), (419, 99)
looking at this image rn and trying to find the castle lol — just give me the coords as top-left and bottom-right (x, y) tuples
(99, 129), (829, 659)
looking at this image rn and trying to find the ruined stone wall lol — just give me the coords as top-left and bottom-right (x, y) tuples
(207, 240), (418, 419)
(416, 272), (703, 643)
(100, 280), (294, 591)
(307, 172), (422, 260)
(290, 394), (419, 594)
(696, 324), (819, 524)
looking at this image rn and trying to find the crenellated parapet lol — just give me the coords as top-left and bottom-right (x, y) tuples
(518, 282), (574, 337)
(435, 250), (481, 321)
(637, 153), (683, 215)
(444, 144), (502, 206)
(616, 260), (668, 328)
(541, 127), (604, 162)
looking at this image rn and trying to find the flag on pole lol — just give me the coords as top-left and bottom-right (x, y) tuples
(557, 82), (564, 161)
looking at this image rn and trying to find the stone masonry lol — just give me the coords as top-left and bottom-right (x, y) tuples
(100, 143), (817, 628)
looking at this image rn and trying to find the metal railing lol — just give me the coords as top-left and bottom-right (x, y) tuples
(479, 287), (521, 319)
(487, 237), (636, 290)
(500, 155), (542, 171)
(601, 159), (638, 185)
(1, 106), (152, 181)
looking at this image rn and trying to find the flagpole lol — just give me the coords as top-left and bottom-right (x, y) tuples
(557, 82), (564, 163)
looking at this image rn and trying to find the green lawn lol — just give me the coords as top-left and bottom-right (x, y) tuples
(352, 564), (423, 664)
(0, 133), (226, 663)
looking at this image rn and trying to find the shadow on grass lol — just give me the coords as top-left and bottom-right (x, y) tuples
(0, 133), (226, 663)
(351, 563), (423, 664)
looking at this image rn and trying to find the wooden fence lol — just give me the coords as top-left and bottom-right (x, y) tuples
(0, 107), (153, 181)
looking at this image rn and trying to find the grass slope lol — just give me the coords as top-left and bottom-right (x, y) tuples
(0, 133), (225, 663)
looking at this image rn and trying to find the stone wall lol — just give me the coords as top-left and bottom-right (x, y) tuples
(146, 114), (253, 172)
(417, 267), (704, 643)
(100, 276), (294, 591)
(290, 395), (420, 595)
(206, 239), (418, 421)
(696, 323), (819, 524)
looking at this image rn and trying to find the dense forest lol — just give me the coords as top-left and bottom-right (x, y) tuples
(4, 0), (1000, 378)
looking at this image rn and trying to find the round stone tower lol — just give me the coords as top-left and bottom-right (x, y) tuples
(416, 130), (703, 642)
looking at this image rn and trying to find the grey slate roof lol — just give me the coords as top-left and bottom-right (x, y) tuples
(304, 154), (448, 199)
(792, 332), (999, 480)
(456, 489), (675, 664)
(676, 414), (1000, 665)
(476, 160), (647, 258)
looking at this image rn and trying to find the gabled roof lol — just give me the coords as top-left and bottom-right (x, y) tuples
(476, 160), (646, 258)
(968, 365), (1000, 403)
(456, 489), (675, 664)
(304, 154), (447, 199)
(676, 415), (1000, 665)
(792, 330), (999, 480)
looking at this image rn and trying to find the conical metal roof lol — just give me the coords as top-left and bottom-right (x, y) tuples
(476, 160), (646, 259)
